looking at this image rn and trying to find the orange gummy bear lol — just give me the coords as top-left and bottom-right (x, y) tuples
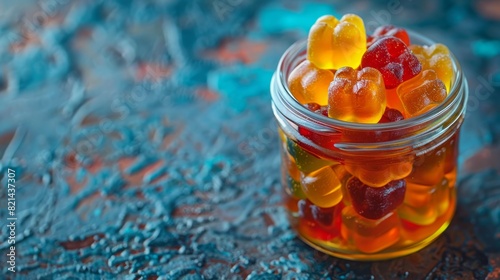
(397, 70), (447, 117)
(386, 88), (405, 113)
(341, 206), (400, 253)
(328, 67), (386, 123)
(287, 60), (334, 105)
(410, 44), (453, 92)
(408, 146), (446, 186)
(344, 160), (413, 188)
(398, 178), (450, 226)
(307, 14), (366, 70)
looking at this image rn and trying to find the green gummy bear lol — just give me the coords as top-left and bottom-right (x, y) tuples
(286, 139), (331, 174)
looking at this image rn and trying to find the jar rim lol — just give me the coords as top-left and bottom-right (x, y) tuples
(272, 30), (466, 132)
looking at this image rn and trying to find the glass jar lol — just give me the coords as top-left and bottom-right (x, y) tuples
(270, 31), (468, 260)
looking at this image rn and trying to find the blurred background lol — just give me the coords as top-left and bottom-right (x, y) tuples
(0, 0), (499, 278)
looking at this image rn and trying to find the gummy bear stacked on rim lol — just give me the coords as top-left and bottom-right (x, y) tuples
(282, 13), (457, 254)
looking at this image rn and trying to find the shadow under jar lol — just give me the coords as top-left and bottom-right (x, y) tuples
(270, 31), (468, 261)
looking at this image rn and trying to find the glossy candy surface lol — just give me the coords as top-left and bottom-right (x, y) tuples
(301, 165), (343, 208)
(328, 67), (387, 123)
(288, 60), (334, 105)
(410, 43), (453, 92)
(397, 70), (447, 117)
(345, 159), (413, 188)
(347, 177), (406, 219)
(307, 14), (366, 69)
(379, 107), (404, 123)
(398, 179), (450, 225)
(298, 103), (340, 152)
(341, 206), (401, 253)
(385, 88), (405, 112)
(408, 145), (446, 186)
(305, 102), (328, 116)
(361, 37), (422, 89)
(367, 25), (410, 47)
(281, 14), (460, 258)
(287, 138), (331, 174)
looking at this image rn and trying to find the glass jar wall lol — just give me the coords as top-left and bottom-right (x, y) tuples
(270, 32), (468, 260)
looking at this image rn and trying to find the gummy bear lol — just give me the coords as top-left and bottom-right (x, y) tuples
(298, 199), (314, 221)
(341, 206), (400, 253)
(361, 36), (422, 89)
(367, 25), (410, 47)
(397, 70), (447, 117)
(284, 153), (301, 181)
(400, 220), (429, 242)
(340, 107), (404, 143)
(305, 102), (328, 116)
(410, 44), (453, 92)
(332, 164), (351, 186)
(287, 138), (331, 174)
(311, 204), (336, 227)
(385, 88), (405, 113)
(282, 150), (307, 199)
(312, 202), (344, 229)
(307, 14), (366, 69)
(398, 178), (450, 225)
(297, 103), (341, 154)
(328, 67), (387, 123)
(347, 177), (406, 219)
(408, 145), (446, 186)
(283, 190), (300, 213)
(288, 60), (334, 105)
(301, 165), (343, 208)
(287, 176), (307, 199)
(298, 200), (342, 241)
(379, 107), (404, 123)
(297, 127), (341, 155)
(345, 159), (412, 187)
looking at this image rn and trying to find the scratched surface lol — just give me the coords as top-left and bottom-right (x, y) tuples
(0, 0), (499, 279)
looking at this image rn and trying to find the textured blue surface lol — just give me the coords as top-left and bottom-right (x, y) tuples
(0, 0), (499, 279)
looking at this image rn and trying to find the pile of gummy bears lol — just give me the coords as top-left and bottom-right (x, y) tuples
(281, 14), (458, 257)
(288, 14), (453, 123)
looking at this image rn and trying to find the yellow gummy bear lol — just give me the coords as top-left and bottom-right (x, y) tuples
(300, 165), (343, 208)
(307, 14), (366, 70)
(410, 44), (453, 92)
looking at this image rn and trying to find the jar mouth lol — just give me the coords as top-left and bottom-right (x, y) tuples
(273, 30), (465, 133)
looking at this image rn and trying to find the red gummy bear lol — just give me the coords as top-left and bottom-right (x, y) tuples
(347, 177), (406, 219)
(341, 107), (404, 143)
(367, 25), (410, 47)
(379, 107), (404, 123)
(311, 204), (336, 227)
(298, 200), (342, 240)
(297, 103), (340, 154)
(299, 199), (343, 230)
(312, 202), (344, 236)
(361, 37), (422, 89)
(298, 199), (314, 221)
(305, 103), (328, 116)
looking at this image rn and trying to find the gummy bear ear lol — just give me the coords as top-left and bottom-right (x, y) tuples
(421, 69), (439, 80)
(357, 67), (384, 85)
(316, 15), (340, 27)
(341, 14), (366, 40)
(424, 43), (449, 57)
(334, 67), (357, 80)
(334, 22), (365, 47)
